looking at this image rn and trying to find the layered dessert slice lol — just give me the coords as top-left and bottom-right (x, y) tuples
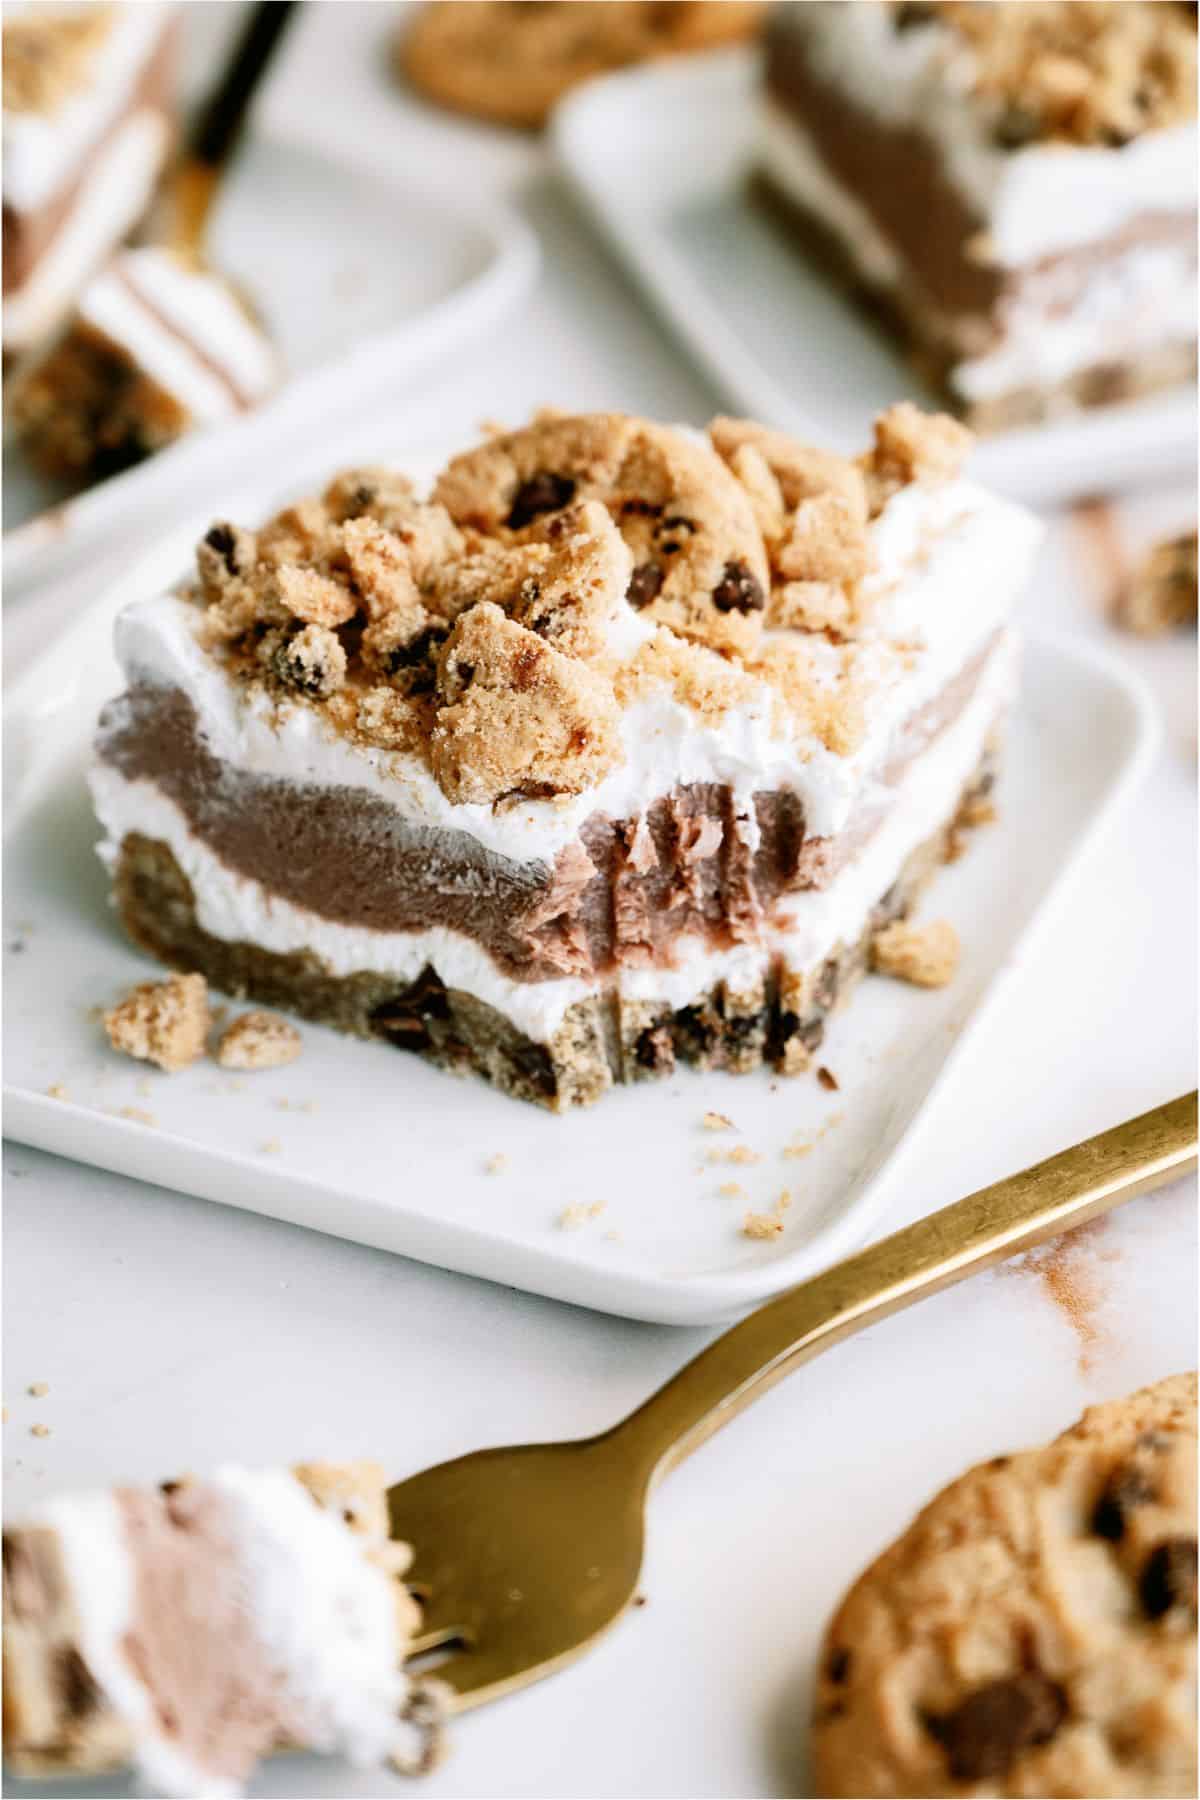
(90, 405), (1041, 1112)
(7, 244), (278, 481)
(2, 1460), (433, 1795)
(760, 1), (1198, 430)
(3, 3), (176, 359)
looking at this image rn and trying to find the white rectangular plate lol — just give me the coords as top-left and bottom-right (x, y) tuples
(553, 48), (1198, 508)
(2, 477), (1156, 1325)
(3, 132), (537, 593)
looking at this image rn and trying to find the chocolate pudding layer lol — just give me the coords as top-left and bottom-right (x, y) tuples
(96, 637), (998, 985)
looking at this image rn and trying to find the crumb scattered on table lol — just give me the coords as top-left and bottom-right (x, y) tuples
(718, 1181), (746, 1200)
(30, 1423), (51, 1439)
(871, 918), (960, 988)
(259, 1138), (283, 1155)
(557, 1201), (606, 1231)
(817, 1066), (839, 1091)
(27, 1383), (49, 1398)
(707, 1145), (761, 1166)
(45, 1083), (68, 1101)
(216, 1011), (303, 1071)
(485, 1152), (509, 1175)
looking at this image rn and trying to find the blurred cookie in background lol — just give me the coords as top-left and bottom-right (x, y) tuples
(399, 0), (767, 130)
(1117, 531), (1198, 638)
(3, 3), (177, 360)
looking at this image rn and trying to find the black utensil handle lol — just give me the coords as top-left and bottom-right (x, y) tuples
(188, 2), (299, 170)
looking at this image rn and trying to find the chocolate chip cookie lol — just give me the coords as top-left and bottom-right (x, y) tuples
(813, 1374), (1198, 1797)
(398, 1), (767, 130)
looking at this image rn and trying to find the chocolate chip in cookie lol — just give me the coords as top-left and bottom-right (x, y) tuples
(926, 1674), (1067, 1782)
(507, 471), (576, 530)
(1092, 1464), (1158, 1540)
(712, 559), (765, 614)
(1139, 1537), (1198, 1624)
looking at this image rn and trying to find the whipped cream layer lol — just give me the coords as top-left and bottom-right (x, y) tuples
(2, 3), (171, 214)
(778, 0), (1198, 267)
(91, 630), (1016, 1044)
(78, 247), (277, 421)
(31, 1469), (405, 1799)
(112, 473), (1039, 870)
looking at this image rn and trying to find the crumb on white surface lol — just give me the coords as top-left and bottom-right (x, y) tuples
(817, 1066), (839, 1091)
(707, 1145), (761, 1166)
(485, 1153), (509, 1175)
(30, 1423), (51, 1438)
(742, 1211), (784, 1240)
(27, 1383), (49, 1398)
(104, 972), (209, 1072)
(45, 1083), (68, 1101)
(216, 1011), (302, 1071)
(259, 1138), (283, 1155)
(116, 1106), (157, 1127)
(718, 1182), (746, 1200)
(871, 917), (960, 988)
(702, 1111), (735, 1132)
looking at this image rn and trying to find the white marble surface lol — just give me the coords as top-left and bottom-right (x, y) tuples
(3, 6), (1196, 1797)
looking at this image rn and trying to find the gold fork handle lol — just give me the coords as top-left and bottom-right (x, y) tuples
(613, 1093), (1197, 1482)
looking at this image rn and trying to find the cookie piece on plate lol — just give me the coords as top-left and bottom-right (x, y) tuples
(88, 405), (1041, 1111)
(2, 4), (176, 359)
(2, 1460), (431, 1796)
(400, 0), (767, 129)
(813, 1373), (1198, 1797)
(760, 2), (1198, 430)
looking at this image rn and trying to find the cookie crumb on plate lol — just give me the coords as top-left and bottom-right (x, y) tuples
(104, 971), (209, 1072)
(871, 918), (960, 988)
(215, 1011), (302, 1070)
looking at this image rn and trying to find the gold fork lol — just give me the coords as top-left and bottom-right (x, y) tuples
(390, 1092), (1197, 1712)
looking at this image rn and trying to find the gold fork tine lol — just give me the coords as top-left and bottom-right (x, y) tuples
(390, 1094), (1198, 1715)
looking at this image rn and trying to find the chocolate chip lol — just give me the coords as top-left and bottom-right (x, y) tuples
(725, 1009), (767, 1044)
(893, 0), (936, 26)
(385, 624), (449, 691)
(627, 562), (665, 609)
(712, 560), (765, 614)
(204, 523), (236, 567)
(993, 104), (1041, 149)
(826, 1646), (852, 1685)
(674, 1004), (718, 1060)
(1092, 1466), (1157, 1541)
(816, 1065), (839, 1091)
(926, 1674), (1067, 1781)
(507, 471), (576, 529)
(1139, 1538), (1198, 1622)
(509, 1042), (558, 1099)
(371, 969), (450, 1052)
(56, 1647), (100, 1718)
(634, 1022), (675, 1074)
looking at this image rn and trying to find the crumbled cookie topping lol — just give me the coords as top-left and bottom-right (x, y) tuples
(890, 2), (1197, 148)
(215, 1012), (303, 1071)
(431, 603), (622, 804)
(871, 917), (961, 987)
(186, 406), (972, 807)
(103, 972), (210, 1072)
(2, 6), (115, 115)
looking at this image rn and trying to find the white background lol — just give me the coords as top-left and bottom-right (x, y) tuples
(3, 6), (1196, 1796)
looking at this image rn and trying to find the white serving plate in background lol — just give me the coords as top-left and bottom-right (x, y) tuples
(2, 448), (1158, 1323)
(553, 49), (1198, 508)
(2, 134), (537, 593)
